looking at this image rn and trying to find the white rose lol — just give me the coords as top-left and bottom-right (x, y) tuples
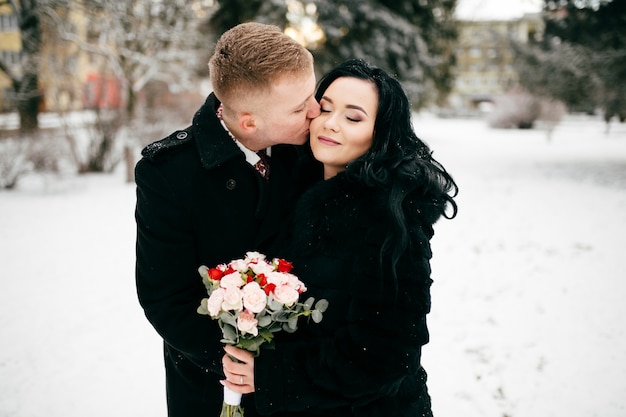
(266, 271), (288, 287)
(221, 286), (243, 312)
(249, 260), (274, 276)
(245, 251), (266, 263)
(273, 284), (300, 307)
(242, 282), (267, 313)
(229, 259), (249, 273)
(285, 273), (307, 293)
(220, 272), (245, 289)
(206, 288), (224, 317)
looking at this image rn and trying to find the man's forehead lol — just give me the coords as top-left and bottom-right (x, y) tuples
(272, 72), (316, 102)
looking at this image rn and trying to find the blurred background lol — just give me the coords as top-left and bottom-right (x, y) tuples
(0, 0), (624, 188)
(1, 2), (625, 417)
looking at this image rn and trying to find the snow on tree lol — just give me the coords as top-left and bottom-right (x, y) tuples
(514, 0), (626, 123)
(206, 0), (459, 109)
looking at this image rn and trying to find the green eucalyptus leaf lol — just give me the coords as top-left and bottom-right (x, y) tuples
(258, 314), (272, 327)
(238, 336), (264, 353)
(311, 309), (323, 323)
(220, 323), (238, 342)
(303, 297), (314, 310)
(315, 299), (329, 313)
(197, 298), (209, 315)
(198, 265), (214, 292)
(198, 265), (209, 278)
(269, 298), (283, 311)
(282, 322), (296, 333)
(270, 309), (287, 322)
(287, 316), (298, 330)
(258, 328), (274, 342)
(220, 311), (237, 327)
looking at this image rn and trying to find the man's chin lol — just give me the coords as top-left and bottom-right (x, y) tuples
(296, 133), (310, 145)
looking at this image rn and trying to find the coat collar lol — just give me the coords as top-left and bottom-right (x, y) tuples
(191, 93), (243, 170)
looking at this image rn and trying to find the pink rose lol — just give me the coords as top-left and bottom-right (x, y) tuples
(221, 286), (243, 311)
(242, 282), (267, 313)
(237, 310), (259, 336)
(273, 284), (300, 307)
(206, 288), (224, 317)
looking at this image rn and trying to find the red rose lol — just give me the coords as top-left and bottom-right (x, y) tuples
(263, 283), (276, 296)
(276, 259), (293, 273)
(208, 267), (224, 280)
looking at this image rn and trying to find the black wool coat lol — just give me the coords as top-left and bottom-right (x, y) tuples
(135, 93), (301, 417)
(254, 172), (438, 417)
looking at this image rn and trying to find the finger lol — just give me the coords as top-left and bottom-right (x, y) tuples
(224, 356), (246, 371)
(222, 353), (247, 374)
(220, 377), (254, 394)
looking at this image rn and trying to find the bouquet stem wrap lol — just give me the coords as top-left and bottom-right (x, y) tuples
(220, 386), (244, 417)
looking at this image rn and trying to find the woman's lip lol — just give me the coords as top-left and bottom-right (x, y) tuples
(317, 136), (340, 145)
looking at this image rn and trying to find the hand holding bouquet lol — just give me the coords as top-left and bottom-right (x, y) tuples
(197, 251), (328, 417)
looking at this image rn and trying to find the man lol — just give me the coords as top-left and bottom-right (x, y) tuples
(135, 22), (320, 417)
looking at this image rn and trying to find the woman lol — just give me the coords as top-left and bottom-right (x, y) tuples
(222, 59), (458, 416)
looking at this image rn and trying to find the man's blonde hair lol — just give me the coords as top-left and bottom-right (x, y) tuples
(208, 22), (313, 107)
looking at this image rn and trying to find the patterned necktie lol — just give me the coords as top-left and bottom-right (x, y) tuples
(255, 149), (270, 180)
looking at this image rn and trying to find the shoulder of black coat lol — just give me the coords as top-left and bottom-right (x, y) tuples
(141, 128), (194, 162)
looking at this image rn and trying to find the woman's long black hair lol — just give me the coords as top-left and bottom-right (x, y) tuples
(315, 59), (458, 278)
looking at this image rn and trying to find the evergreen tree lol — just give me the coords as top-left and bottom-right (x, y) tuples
(206, 0), (458, 109)
(515, 0), (626, 119)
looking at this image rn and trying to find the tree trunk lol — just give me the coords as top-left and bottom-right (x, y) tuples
(16, 73), (42, 133)
(16, 0), (43, 132)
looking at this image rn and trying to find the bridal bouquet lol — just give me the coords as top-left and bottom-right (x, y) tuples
(197, 251), (328, 417)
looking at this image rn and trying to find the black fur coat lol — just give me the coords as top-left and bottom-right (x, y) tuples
(254, 171), (439, 417)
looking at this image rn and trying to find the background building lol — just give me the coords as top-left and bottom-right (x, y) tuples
(0, 3), (21, 112)
(0, 4), (125, 114)
(448, 13), (544, 112)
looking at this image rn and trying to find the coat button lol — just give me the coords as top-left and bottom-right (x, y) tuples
(225, 179), (236, 190)
(176, 131), (188, 140)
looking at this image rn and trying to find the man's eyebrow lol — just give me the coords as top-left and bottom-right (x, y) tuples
(321, 96), (368, 116)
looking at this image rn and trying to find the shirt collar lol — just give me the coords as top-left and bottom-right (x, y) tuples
(217, 104), (271, 166)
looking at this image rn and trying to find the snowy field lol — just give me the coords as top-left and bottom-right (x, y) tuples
(1, 114), (625, 417)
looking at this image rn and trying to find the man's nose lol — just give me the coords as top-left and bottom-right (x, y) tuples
(306, 98), (321, 118)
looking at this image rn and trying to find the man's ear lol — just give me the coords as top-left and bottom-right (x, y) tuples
(239, 113), (258, 133)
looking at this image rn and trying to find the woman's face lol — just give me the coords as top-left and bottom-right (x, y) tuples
(309, 77), (378, 179)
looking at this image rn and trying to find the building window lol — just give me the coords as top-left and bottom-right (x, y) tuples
(0, 13), (18, 31)
(470, 47), (482, 58)
(0, 50), (21, 66)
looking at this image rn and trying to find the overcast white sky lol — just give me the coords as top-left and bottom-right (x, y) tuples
(455, 0), (543, 20)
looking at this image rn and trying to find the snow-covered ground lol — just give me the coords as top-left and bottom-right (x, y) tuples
(1, 114), (625, 417)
